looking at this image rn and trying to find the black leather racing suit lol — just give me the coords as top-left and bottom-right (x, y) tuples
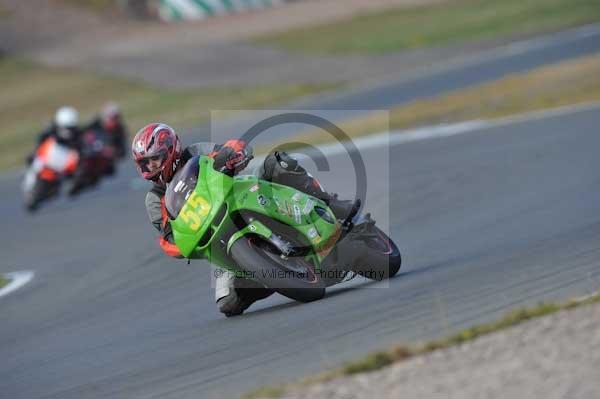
(85, 116), (129, 159)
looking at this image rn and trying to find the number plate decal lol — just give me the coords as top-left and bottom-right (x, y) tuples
(179, 192), (211, 230)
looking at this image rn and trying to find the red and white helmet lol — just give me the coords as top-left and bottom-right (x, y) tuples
(131, 123), (181, 182)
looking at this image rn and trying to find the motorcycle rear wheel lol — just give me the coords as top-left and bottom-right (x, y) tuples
(347, 226), (402, 281)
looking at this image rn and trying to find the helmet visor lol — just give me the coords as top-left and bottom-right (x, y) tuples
(57, 127), (74, 140)
(137, 149), (168, 176)
(103, 116), (119, 131)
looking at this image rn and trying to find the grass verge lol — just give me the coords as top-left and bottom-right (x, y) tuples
(0, 57), (338, 171)
(244, 291), (600, 398)
(59, 0), (118, 13)
(255, 0), (600, 54)
(0, 5), (9, 19)
(264, 53), (600, 153)
(0, 274), (9, 290)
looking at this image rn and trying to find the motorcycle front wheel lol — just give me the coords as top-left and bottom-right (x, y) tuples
(229, 236), (326, 303)
(24, 178), (57, 212)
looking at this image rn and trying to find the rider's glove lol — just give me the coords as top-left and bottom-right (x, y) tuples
(213, 140), (253, 175)
(225, 147), (253, 174)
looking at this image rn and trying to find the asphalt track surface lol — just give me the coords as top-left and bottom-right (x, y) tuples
(190, 24), (600, 145)
(2, 30), (600, 399)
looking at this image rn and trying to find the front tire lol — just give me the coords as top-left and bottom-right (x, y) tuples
(24, 178), (47, 212)
(229, 236), (326, 303)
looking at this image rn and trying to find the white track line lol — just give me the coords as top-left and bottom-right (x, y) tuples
(0, 270), (35, 298)
(127, 102), (600, 188)
(290, 101), (600, 158)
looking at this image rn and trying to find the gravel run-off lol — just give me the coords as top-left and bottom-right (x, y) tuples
(277, 300), (600, 399)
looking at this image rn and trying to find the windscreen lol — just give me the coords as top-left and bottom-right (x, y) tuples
(165, 156), (200, 220)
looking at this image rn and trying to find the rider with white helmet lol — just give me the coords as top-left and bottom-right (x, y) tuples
(54, 106), (80, 142)
(27, 106), (83, 164)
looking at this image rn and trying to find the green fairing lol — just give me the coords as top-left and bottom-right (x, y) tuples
(169, 156), (341, 275)
(226, 220), (272, 253)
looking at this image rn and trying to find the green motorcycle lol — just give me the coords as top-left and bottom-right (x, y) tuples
(166, 155), (401, 303)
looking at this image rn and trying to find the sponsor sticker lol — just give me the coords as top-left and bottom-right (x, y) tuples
(135, 140), (145, 153)
(308, 227), (321, 243)
(249, 184), (260, 192)
(257, 194), (270, 207)
(277, 200), (292, 216)
(174, 180), (185, 192)
(303, 199), (315, 215)
(293, 204), (302, 224)
(292, 193), (302, 202)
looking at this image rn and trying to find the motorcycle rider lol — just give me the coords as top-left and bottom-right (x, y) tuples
(85, 102), (129, 161)
(132, 123), (358, 317)
(28, 106), (82, 164)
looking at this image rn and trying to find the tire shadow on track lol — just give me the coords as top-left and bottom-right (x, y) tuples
(241, 279), (396, 317)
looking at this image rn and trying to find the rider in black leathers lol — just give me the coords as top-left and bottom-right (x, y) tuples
(85, 102), (129, 161)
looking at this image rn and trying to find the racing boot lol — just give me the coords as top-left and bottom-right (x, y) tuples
(215, 270), (274, 317)
(297, 173), (360, 222)
(260, 151), (360, 221)
(320, 193), (361, 224)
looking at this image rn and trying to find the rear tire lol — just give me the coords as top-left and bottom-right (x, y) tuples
(351, 226), (401, 281)
(229, 236), (326, 303)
